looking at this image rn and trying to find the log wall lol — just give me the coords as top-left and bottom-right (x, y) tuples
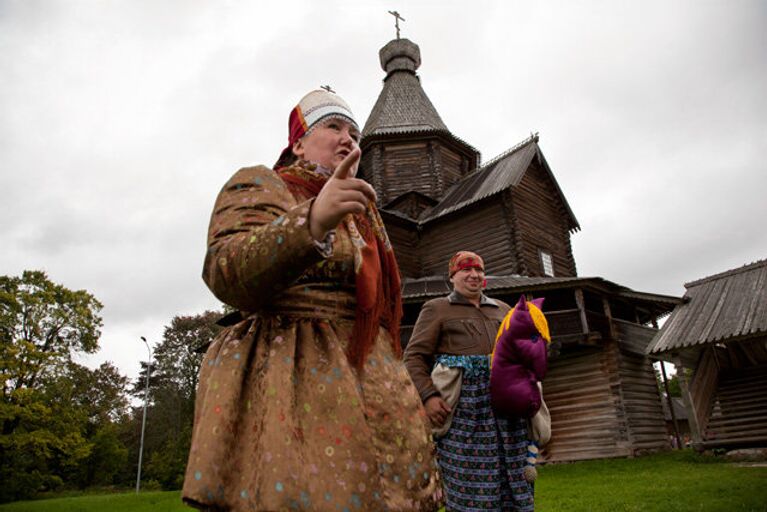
(510, 160), (576, 277)
(385, 220), (420, 278)
(359, 145), (384, 200)
(542, 346), (631, 462)
(360, 139), (471, 206)
(439, 145), (466, 192)
(382, 142), (432, 203)
(616, 347), (669, 453)
(420, 200), (516, 277)
(704, 363), (767, 447)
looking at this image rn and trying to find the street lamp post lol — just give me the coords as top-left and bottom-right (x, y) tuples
(136, 336), (152, 494)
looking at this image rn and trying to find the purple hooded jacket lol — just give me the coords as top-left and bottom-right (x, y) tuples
(489, 295), (549, 418)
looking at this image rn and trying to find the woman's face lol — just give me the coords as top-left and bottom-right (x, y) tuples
(292, 118), (361, 172)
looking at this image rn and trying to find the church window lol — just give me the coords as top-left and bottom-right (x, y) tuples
(540, 250), (554, 277)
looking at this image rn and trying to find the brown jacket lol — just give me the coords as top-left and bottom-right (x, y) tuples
(403, 291), (510, 402)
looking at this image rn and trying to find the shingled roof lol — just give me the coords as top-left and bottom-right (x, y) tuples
(418, 134), (580, 231)
(362, 38), (449, 137)
(648, 259), (767, 355)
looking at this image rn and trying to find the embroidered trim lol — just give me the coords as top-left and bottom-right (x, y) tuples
(435, 354), (490, 379)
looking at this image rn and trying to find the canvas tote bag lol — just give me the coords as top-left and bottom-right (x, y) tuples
(430, 363), (462, 438)
(528, 381), (551, 445)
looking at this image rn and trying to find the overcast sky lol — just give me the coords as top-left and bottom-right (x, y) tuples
(2, 0), (766, 381)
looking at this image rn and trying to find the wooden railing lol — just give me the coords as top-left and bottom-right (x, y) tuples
(547, 309), (583, 337)
(585, 311), (610, 337)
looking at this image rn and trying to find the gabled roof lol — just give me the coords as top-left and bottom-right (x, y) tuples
(648, 259), (767, 355)
(418, 135), (580, 232)
(383, 190), (437, 210)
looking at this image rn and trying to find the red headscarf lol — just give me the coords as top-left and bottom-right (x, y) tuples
(449, 251), (485, 277)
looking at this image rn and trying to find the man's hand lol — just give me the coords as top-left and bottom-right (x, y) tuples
(309, 148), (377, 241)
(424, 395), (452, 427)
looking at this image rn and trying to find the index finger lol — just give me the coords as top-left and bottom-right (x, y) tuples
(332, 147), (361, 180)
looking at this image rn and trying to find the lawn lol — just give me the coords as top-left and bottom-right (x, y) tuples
(1, 451), (765, 511)
(0, 491), (186, 512)
(535, 450), (767, 511)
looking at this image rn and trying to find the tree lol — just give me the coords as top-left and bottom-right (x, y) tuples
(655, 363), (682, 398)
(129, 310), (222, 490)
(1, 270), (102, 395)
(0, 271), (106, 501)
(48, 362), (130, 488)
(665, 373), (682, 397)
(154, 311), (221, 402)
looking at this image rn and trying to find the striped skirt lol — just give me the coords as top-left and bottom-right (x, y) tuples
(435, 355), (534, 512)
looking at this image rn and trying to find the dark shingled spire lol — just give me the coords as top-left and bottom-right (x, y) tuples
(362, 39), (449, 136)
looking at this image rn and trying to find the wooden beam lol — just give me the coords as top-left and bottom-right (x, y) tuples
(660, 361), (682, 449)
(602, 297), (617, 341)
(674, 354), (703, 446)
(574, 288), (589, 335)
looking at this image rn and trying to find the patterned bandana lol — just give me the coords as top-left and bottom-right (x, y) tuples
(275, 89), (358, 169)
(449, 251), (485, 277)
(278, 162), (402, 369)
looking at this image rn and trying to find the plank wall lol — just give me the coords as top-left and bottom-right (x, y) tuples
(359, 146), (384, 200)
(382, 142), (432, 203)
(419, 200), (516, 277)
(361, 140), (470, 206)
(616, 347), (669, 452)
(705, 363), (767, 447)
(688, 347), (719, 437)
(611, 319), (669, 452)
(385, 220), (420, 278)
(543, 346), (632, 462)
(510, 159), (576, 277)
(439, 145), (466, 192)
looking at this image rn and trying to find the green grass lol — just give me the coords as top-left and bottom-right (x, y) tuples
(535, 450), (767, 511)
(0, 491), (187, 512)
(1, 451), (765, 511)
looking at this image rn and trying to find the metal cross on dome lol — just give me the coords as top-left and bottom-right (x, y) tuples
(388, 10), (405, 39)
(320, 85), (335, 93)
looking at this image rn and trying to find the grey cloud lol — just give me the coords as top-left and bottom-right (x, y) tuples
(2, 1), (766, 381)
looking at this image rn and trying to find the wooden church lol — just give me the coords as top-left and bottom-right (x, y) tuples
(359, 37), (682, 462)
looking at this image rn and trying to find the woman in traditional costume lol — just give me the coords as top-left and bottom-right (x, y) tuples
(182, 90), (441, 511)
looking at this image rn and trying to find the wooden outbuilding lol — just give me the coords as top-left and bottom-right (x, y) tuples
(647, 259), (767, 450)
(359, 37), (682, 461)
